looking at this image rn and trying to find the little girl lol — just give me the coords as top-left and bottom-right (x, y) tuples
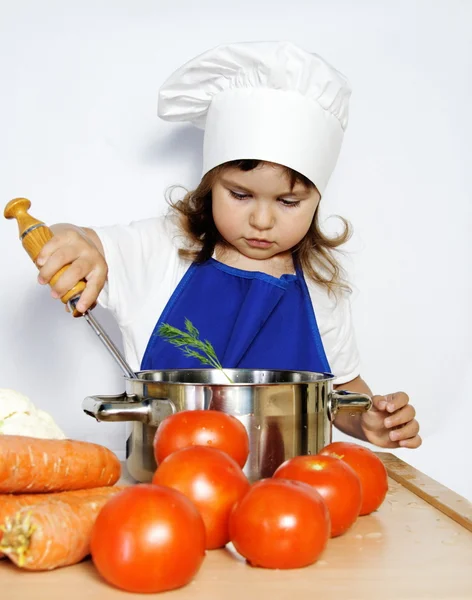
(36, 41), (420, 449)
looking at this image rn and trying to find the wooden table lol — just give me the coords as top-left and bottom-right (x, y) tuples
(3, 453), (472, 600)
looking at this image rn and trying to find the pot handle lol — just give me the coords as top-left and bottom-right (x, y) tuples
(328, 390), (372, 421)
(82, 394), (176, 425)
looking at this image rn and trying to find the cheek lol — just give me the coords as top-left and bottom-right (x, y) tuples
(283, 210), (314, 242)
(290, 202), (318, 238)
(211, 193), (224, 226)
(212, 198), (239, 238)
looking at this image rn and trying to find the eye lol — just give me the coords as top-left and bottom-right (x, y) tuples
(279, 199), (301, 208)
(229, 190), (250, 200)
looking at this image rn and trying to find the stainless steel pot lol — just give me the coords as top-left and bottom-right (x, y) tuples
(83, 368), (371, 482)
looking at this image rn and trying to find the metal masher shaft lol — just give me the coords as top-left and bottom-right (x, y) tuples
(68, 297), (138, 380)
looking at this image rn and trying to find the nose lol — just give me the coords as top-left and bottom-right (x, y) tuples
(249, 202), (275, 231)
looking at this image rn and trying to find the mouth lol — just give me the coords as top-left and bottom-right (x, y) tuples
(244, 238), (274, 249)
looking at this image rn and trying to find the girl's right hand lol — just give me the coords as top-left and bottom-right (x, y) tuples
(35, 224), (107, 314)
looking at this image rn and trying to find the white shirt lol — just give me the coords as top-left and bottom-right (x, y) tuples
(93, 216), (360, 384)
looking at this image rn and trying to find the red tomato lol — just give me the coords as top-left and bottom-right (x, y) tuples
(152, 445), (250, 549)
(153, 409), (249, 468)
(273, 454), (362, 537)
(229, 479), (330, 569)
(320, 441), (388, 515)
(90, 484), (206, 594)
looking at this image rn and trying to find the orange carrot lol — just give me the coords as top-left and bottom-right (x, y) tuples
(0, 486), (128, 522)
(0, 486), (127, 560)
(0, 435), (121, 493)
(0, 487), (126, 570)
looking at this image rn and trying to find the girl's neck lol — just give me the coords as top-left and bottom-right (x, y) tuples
(214, 243), (295, 278)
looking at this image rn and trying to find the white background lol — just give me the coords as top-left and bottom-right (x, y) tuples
(1, 1), (471, 500)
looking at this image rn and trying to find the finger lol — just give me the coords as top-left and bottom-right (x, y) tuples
(371, 395), (388, 411)
(383, 391), (409, 413)
(45, 259), (91, 299)
(37, 246), (85, 285)
(74, 269), (107, 313)
(384, 404), (416, 428)
(399, 434), (422, 449)
(389, 419), (420, 442)
(35, 236), (67, 267)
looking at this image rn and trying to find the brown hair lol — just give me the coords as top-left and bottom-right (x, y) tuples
(168, 160), (352, 294)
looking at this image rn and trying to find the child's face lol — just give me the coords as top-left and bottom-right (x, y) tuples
(212, 162), (321, 261)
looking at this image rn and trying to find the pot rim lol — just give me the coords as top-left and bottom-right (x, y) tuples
(126, 368), (335, 386)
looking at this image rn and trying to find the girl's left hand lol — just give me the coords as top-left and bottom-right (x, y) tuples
(360, 392), (422, 448)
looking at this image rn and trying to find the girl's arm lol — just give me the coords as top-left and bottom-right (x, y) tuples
(333, 376), (421, 449)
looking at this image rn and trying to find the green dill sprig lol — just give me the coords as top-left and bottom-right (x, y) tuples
(157, 318), (233, 383)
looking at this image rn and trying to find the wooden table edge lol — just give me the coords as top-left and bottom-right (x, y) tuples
(377, 452), (472, 532)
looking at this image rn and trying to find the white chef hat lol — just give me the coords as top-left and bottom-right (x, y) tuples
(158, 41), (351, 195)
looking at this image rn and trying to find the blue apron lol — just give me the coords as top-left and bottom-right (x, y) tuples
(140, 258), (331, 373)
